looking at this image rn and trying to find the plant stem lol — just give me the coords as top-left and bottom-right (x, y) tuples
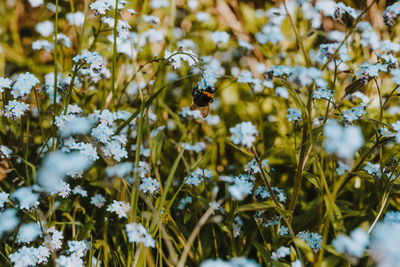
(321, 0), (378, 71)
(251, 146), (282, 209)
(368, 191), (389, 234)
(129, 101), (144, 223)
(282, 0), (311, 67)
(289, 90), (312, 214)
(51, 0), (59, 151)
(176, 199), (223, 267)
(111, 0), (119, 110)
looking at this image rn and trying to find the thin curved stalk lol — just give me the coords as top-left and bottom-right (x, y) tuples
(51, 0), (59, 150)
(321, 0), (378, 71)
(111, 0), (119, 109)
(368, 192), (389, 234)
(176, 199), (223, 267)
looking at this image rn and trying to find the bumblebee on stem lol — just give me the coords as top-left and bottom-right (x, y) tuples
(190, 68), (217, 118)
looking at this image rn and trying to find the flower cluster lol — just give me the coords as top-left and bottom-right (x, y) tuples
(286, 108), (302, 122)
(200, 257), (260, 267)
(333, 228), (369, 258)
(313, 87), (334, 100)
(125, 223), (155, 248)
(185, 168), (212, 186)
(297, 231), (322, 252)
(139, 177), (160, 194)
(4, 100), (29, 119)
(107, 200), (130, 219)
(73, 51), (109, 82)
(383, 2), (400, 26)
(324, 119), (364, 160)
(230, 121), (258, 147)
(343, 104), (366, 122)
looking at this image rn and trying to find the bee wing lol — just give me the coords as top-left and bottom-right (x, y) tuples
(199, 104), (210, 118)
(190, 103), (210, 118)
(190, 103), (200, 111)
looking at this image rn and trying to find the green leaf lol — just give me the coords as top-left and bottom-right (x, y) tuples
(77, 216), (95, 240)
(304, 172), (321, 190)
(236, 201), (275, 213)
(293, 237), (314, 263)
(253, 242), (271, 265)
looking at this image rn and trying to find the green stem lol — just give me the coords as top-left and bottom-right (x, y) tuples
(321, 0), (378, 71)
(52, 0), (59, 151)
(129, 101), (144, 223)
(114, 74), (196, 135)
(282, 0), (311, 67)
(78, 0), (89, 54)
(111, 0), (119, 109)
(382, 85), (399, 110)
(368, 191), (390, 234)
(322, 61), (338, 125)
(289, 90), (312, 214)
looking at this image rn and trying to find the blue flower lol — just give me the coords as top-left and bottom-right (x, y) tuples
(125, 223), (155, 248)
(11, 187), (39, 210)
(211, 31), (230, 44)
(357, 63), (386, 78)
(230, 121), (258, 147)
(370, 222), (400, 266)
(90, 194), (106, 208)
(37, 151), (92, 191)
(383, 211), (400, 224)
(272, 246), (291, 260)
(336, 161), (351, 175)
(106, 162), (132, 177)
(182, 142), (206, 153)
(107, 200), (130, 218)
(278, 226), (289, 235)
(332, 228), (368, 258)
(17, 223), (42, 244)
(286, 108), (302, 122)
(11, 72), (40, 98)
(139, 177), (160, 194)
(185, 169), (202, 186)
(275, 86), (289, 99)
(244, 158), (268, 174)
(297, 231), (322, 252)
(196, 65), (217, 90)
(72, 186), (88, 197)
(319, 43), (350, 62)
(0, 192), (9, 208)
(178, 196), (192, 210)
(379, 127), (392, 137)
(200, 257), (260, 267)
(343, 104), (366, 122)
(227, 175), (254, 201)
(238, 40), (254, 50)
(9, 246), (50, 266)
(383, 1), (400, 26)
(324, 119), (364, 160)
(0, 77), (12, 92)
(313, 88), (334, 100)
(0, 145), (12, 159)
(5, 100), (29, 119)
(67, 240), (89, 257)
(364, 162), (381, 177)
(0, 209), (19, 238)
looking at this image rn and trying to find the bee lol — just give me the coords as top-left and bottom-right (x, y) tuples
(190, 81), (215, 118)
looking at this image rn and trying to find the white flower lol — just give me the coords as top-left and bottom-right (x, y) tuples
(229, 121), (258, 147)
(35, 21), (54, 37)
(107, 200), (130, 218)
(211, 31), (230, 44)
(66, 12), (85, 26)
